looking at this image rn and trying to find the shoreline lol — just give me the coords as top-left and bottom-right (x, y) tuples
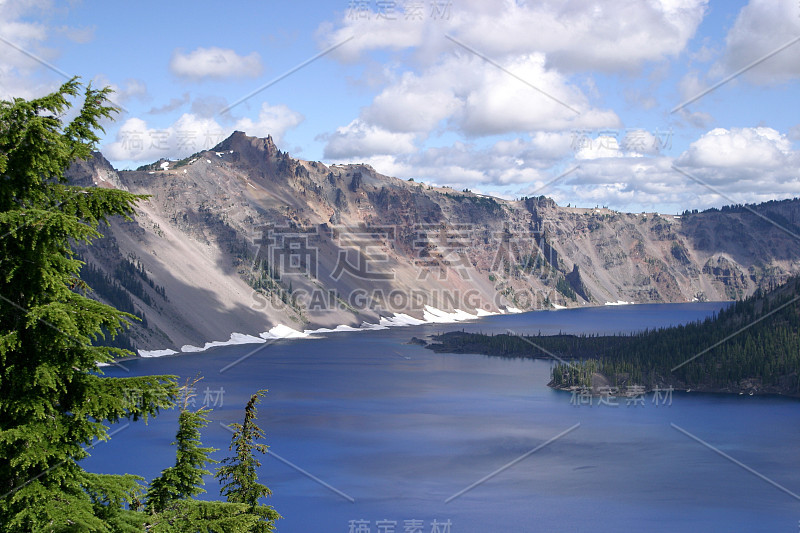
(549, 382), (800, 399)
(100, 304), (516, 366)
(126, 299), (731, 362)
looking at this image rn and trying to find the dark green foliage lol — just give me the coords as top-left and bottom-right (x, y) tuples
(145, 499), (275, 533)
(146, 406), (217, 513)
(549, 359), (599, 388)
(145, 390), (279, 532)
(113, 258), (167, 303)
(215, 390), (280, 532)
(429, 277), (800, 394)
(555, 276), (577, 301)
(75, 255), (168, 349)
(82, 472), (148, 532)
(170, 150), (206, 169)
(517, 252), (551, 278)
(348, 171), (362, 192)
(565, 265), (591, 301)
(0, 79), (179, 531)
(670, 241), (691, 265)
(1, 80), (282, 532)
(246, 259), (302, 315)
(78, 262), (149, 326)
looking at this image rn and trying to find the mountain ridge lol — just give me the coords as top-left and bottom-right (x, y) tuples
(67, 131), (800, 352)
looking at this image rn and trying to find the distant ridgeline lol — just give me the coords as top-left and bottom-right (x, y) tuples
(426, 276), (800, 396)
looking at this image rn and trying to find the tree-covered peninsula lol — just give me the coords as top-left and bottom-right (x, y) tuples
(426, 277), (800, 396)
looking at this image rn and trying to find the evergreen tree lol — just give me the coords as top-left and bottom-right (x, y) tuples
(145, 403), (218, 513)
(215, 390), (280, 532)
(0, 79), (178, 531)
(145, 387), (280, 532)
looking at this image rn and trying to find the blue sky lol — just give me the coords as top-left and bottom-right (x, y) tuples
(2, 0), (799, 213)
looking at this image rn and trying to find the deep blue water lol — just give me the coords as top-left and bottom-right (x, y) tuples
(83, 303), (800, 532)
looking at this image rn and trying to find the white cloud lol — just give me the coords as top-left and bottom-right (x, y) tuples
(0, 0), (61, 100)
(0, 1), (99, 101)
(494, 132), (575, 163)
(620, 130), (661, 156)
(169, 47), (263, 80)
(535, 155), (708, 211)
(349, 126), (800, 213)
(677, 70), (707, 103)
(334, 134), (575, 193)
(563, 127), (800, 211)
(454, 0), (708, 73)
(717, 0), (800, 84)
(678, 127), (792, 171)
(232, 102), (304, 140)
(319, 0), (708, 73)
(104, 103), (303, 163)
(315, 17), (427, 64)
(92, 74), (148, 105)
(103, 115), (225, 163)
(361, 69), (461, 132)
(317, 0), (706, 188)
(325, 53), (619, 158)
(575, 135), (624, 160)
(455, 54), (620, 135)
(323, 119), (418, 159)
(0, 0), (49, 46)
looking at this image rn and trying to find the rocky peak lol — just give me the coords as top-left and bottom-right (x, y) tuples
(208, 131), (280, 179)
(66, 151), (127, 190)
(212, 131), (276, 158)
(525, 195), (557, 213)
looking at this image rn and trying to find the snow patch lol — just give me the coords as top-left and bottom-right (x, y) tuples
(422, 306), (478, 323)
(379, 313), (427, 327)
(452, 308), (478, 320)
(160, 161), (169, 171)
(305, 324), (361, 334)
(141, 308), (498, 359)
(505, 306), (524, 314)
(360, 321), (389, 330)
(181, 344), (205, 353)
(552, 304), (568, 310)
(604, 300), (634, 306)
(260, 324), (308, 339)
(184, 332), (268, 352)
(138, 348), (177, 358)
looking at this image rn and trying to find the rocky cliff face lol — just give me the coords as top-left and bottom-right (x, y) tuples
(68, 132), (800, 351)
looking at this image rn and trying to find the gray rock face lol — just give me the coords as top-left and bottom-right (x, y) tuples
(66, 132), (800, 351)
